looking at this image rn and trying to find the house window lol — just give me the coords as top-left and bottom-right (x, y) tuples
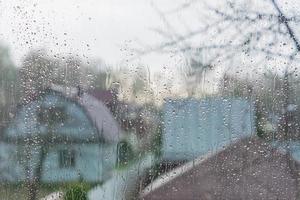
(59, 149), (76, 168)
(117, 141), (134, 167)
(37, 106), (67, 125)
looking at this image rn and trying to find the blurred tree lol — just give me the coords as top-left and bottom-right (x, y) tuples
(0, 45), (17, 125)
(85, 65), (115, 90)
(58, 56), (85, 88)
(140, 0), (300, 139)
(182, 51), (213, 97)
(19, 50), (59, 97)
(17, 105), (69, 200)
(86, 68), (109, 90)
(131, 65), (154, 104)
(19, 51), (107, 94)
(0, 45), (18, 187)
(204, 0), (300, 143)
(137, 1), (300, 195)
(219, 73), (253, 98)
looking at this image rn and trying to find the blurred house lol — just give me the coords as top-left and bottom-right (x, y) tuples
(89, 88), (157, 140)
(141, 137), (300, 200)
(162, 98), (255, 163)
(88, 88), (118, 115)
(89, 88), (160, 154)
(1, 85), (123, 182)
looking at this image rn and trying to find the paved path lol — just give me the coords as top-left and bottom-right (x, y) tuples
(88, 154), (155, 200)
(40, 192), (63, 200)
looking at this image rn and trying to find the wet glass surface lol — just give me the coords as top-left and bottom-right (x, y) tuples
(0, 0), (300, 199)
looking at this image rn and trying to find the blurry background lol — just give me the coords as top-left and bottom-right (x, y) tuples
(1, 0), (300, 199)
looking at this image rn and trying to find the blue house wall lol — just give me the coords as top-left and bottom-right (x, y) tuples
(2, 90), (119, 183)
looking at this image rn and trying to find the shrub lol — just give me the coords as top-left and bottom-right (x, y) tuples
(64, 183), (89, 200)
(151, 124), (163, 157)
(116, 140), (134, 168)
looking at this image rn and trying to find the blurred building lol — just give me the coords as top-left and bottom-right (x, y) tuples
(88, 88), (119, 115)
(141, 137), (300, 200)
(0, 85), (123, 182)
(162, 98), (255, 163)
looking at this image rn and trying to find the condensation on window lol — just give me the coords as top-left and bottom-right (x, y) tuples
(0, 0), (300, 199)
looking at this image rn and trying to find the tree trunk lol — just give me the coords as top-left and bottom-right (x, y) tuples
(26, 145), (47, 200)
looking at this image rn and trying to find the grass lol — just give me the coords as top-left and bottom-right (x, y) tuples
(0, 183), (55, 200)
(0, 181), (95, 200)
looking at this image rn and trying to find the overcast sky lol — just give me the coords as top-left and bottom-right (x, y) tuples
(0, 0), (300, 75)
(0, 0), (190, 71)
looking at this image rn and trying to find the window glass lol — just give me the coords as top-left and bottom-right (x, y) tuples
(59, 149), (76, 169)
(0, 0), (300, 199)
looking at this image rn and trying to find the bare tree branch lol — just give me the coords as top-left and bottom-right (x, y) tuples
(271, 0), (300, 52)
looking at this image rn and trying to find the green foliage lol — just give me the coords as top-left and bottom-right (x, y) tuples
(91, 69), (110, 90)
(151, 124), (163, 158)
(0, 45), (18, 123)
(255, 111), (265, 138)
(116, 140), (134, 168)
(64, 182), (90, 200)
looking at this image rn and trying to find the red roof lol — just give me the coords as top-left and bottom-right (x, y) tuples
(87, 89), (116, 104)
(141, 137), (299, 200)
